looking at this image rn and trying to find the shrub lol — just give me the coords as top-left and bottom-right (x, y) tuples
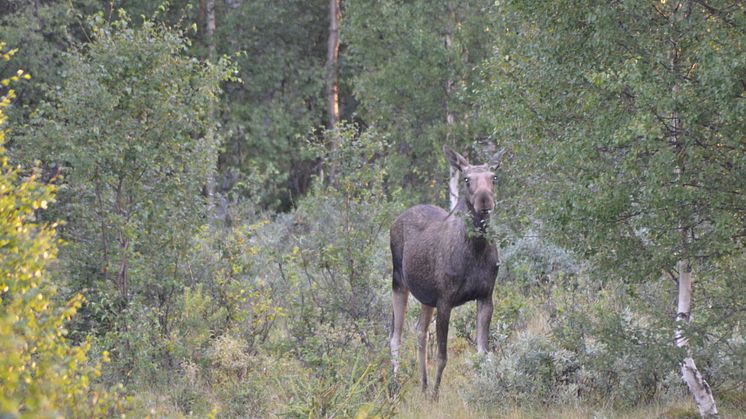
(0, 44), (120, 417)
(465, 332), (581, 408)
(20, 12), (233, 377)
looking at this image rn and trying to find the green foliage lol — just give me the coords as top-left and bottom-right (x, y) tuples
(0, 1), (99, 122)
(215, 0), (329, 210)
(0, 45), (119, 417)
(281, 350), (394, 418)
(271, 124), (400, 348)
(212, 125), (402, 416)
(465, 279), (681, 410)
(481, 0), (746, 278)
(471, 1), (746, 410)
(466, 332), (580, 408)
(345, 0), (502, 205)
(18, 11), (234, 381)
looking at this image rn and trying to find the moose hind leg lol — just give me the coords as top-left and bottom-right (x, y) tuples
(433, 304), (452, 400)
(417, 304), (435, 392)
(390, 285), (409, 374)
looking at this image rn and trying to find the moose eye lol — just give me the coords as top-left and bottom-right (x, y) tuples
(463, 177), (470, 184)
(492, 175), (498, 183)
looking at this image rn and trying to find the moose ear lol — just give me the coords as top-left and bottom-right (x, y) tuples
(488, 148), (507, 170)
(443, 145), (469, 171)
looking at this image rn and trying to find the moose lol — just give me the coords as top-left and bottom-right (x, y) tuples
(389, 145), (506, 398)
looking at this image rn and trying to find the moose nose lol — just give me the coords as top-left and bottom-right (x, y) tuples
(476, 192), (494, 214)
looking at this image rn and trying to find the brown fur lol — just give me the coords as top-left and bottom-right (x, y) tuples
(389, 145), (505, 399)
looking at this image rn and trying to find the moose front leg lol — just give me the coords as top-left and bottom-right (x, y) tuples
(432, 304), (452, 400)
(476, 297), (493, 353)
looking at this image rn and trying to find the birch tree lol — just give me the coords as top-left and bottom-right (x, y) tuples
(0, 43), (118, 417)
(479, 1), (746, 416)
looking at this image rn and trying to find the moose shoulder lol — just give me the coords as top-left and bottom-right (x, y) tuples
(389, 145), (506, 399)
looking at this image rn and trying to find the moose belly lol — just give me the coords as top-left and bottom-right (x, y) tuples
(403, 259), (497, 308)
(408, 281), (440, 307)
(451, 275), (494, 307)
(400, 242), (441, 306)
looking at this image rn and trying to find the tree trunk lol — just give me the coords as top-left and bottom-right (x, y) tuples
(205, 0), (216, 59)
(323, 0), (341, 184)
(445, 1), (459, 210)
(669, 3), (718, 417)
(201, 0), (217, 208)
(326, 0), (341, 130)
(675, 260), (719, 418)
(114, 179), (130, 303)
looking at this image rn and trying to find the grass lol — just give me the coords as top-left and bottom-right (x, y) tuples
(391, 338), (746, 419)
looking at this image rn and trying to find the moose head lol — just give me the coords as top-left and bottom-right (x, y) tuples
(443, 145), (506, 230)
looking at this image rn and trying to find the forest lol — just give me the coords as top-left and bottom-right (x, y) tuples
(1, 0), (745, 418)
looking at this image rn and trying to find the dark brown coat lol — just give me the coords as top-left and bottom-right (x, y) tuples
(388, 146), (505, 398)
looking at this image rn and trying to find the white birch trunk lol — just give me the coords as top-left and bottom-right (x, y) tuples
(201, 0), (217, 209)
(448, 165), (459, 211)
(667, 3), (719, 414)
(675, 260), (719, 418)
(445, 1), (459, 211)
(206, 0), (215, 59)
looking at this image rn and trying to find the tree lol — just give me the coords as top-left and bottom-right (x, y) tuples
(322, 0), (341, 184)
(344, 0), (501, 207)
(0, 0), (99, 122)
(479, 1), (746, 416)
(20, 14), (231, 371)
(326, 0), (341, 131)
(0, 42), (115, 418)
(214, 0), (329, 209)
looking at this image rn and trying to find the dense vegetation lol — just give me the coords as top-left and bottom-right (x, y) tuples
(1, 0), (744, 417)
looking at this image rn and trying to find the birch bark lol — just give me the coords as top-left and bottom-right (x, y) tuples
(670, 3), (718, 417)
(445, 1), (459, 210)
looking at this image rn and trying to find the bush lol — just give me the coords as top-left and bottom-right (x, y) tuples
(0, 45), (120, 417)
(280, 349), (395, 418)
(20, 12), (233, 378)
(246, 125), (401, 416)
(465, 332), (581, 408)
(260, 124), (401, 353)
(465, 248), (684, 410)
